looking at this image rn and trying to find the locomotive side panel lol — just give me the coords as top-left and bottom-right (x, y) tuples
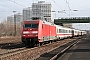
(38, 20), (43, 42)
(42, 24), (50, 41)
(49, 25), (57, 40)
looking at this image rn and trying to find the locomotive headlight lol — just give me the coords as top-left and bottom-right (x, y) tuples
(23, 35), (26, 36)
(35, 35), (38, 36)
(23, 31), (29, 34)
(32, 31), (38, 34)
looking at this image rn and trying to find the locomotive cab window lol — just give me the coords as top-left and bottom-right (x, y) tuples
(24, 24), (38, 28)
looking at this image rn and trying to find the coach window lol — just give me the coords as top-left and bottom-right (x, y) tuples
(63, 30), (65, 33)
(62, 29), (63, 33)
(70, 30), (72, 33)
(59, 29), (62, 33)
(69, 30), (70, 33)
(65, 30), (66, 33)
(61, 29), (62, 33)
(60, 29), (62, 33)
(69, 30), (71, 33)
(66, 30), (67, 33)
(61, 29), (63, 33)
(68, 30), (69, 33)
(60, 29), (61, 33)
(64, 30), (66, 33)
(62, 30), (64, 33)
(67, 30), (68, 33)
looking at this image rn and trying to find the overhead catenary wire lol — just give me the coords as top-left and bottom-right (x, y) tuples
(52, 0), (69, 16)
(65, 0), (71, 17)
(52, 0), (63, 10)
(0, 11), (20, 12)
(0, 0), (26, 13)
(64, 0), (90, 16)
(0, 4), (20, 13)
(8, 0), (26, 8)
(0, 4), (10, 9)
(65, 0), (71, 10)
(0, 0), (27, 13)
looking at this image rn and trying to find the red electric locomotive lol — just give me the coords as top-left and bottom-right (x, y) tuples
(22, 19), (57, 47)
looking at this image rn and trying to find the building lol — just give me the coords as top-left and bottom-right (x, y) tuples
(23, 7), (32, 21)
(7, 13), (23, 23)
(15, 13), (23, 23)
(32, 1), (52, 22)
(12, 13), (23, 35)
(7, 15), (14, 23)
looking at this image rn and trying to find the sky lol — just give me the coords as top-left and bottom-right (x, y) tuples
(0, 0), (90, 30)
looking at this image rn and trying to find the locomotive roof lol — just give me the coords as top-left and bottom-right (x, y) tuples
(24, 20), (54, 25)
(55, 25), (72, 30)
(42, 20), (54, 26)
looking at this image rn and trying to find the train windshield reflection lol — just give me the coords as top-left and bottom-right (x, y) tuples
(24, 24), (38, 28)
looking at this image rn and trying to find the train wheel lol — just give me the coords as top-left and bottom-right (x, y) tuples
(25, 41), (30, 48)
(50, 40), (52, 44)
(38, 42), (43, 47)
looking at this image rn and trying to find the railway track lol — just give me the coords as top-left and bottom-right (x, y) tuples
(0, 37), (21, 47)
(0, 42), (25, 56)
(0, 42), (24, 49)
(0, 47), (26, 56)
(51, 39), (81, 60)
(0, 36), (82, 60)
(36, 37), (82, 60)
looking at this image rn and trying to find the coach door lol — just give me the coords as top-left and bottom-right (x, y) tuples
(72, 30), (74, 37)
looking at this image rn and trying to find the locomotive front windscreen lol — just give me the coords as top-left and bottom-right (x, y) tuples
(24, 24), (38, 28)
